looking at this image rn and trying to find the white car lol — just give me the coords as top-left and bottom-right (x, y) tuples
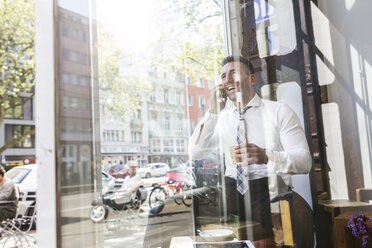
(101, 171), (116, 195)
(5, 164), (117, 216)
(5, 164), (37, 217)
(137, 163), (170, 178)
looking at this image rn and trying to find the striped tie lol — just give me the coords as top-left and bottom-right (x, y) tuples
(236, 106), (251, 195)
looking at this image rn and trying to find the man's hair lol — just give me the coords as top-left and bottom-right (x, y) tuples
(0, 165), (5, 177)
(221, 55), (255, 75)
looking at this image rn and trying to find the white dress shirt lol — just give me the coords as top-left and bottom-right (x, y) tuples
(119, 174), (142, 201)
(189, 94), (312, 197)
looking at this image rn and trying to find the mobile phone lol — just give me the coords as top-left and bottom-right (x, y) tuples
(218, 88), (228, 101)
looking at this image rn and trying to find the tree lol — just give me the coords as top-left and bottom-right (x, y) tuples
(0, 0), (35, 154)
(98, 25), (152, 123)
(148, 0), (225, 83)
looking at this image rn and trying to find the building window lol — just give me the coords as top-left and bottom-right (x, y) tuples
(62, 48), (69, 60)
(80, 32), (87, 42)
(80, 53), (88, 65)
(188, 95), (193, 106)
(80, 76), (87, 86)
(177, 73), (182, 82)
(62, 26), (69, 37)
(165, 115), (170, 130)
(63, 96), (69, 108)
(164, 89), (169, 103)
(176, 92), (181, 105)
(198, 96), (206, 108)
(156, 87), (163, 103)
(189, 120), (194, 134)
(187, 77), (192, 85)
(131, 131), (142, 143)
(150, 91), (155, 101)
(71, 74), (78, 85)
(70, 97), (78, 108)
(62, 72), (69, 84)
(197, 78), (204, 88)
(163, 138), (174, 152)
(178, 116), (183, 130)
(208, 80), (214, 89)
(71, 28), (79, 40)
(70, 51), (78, 62)
(5, 124), (35, 148)
(4, 97), (27, 119)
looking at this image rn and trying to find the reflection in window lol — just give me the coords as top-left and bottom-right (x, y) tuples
(71, 74), (78, 85)
(188, 95), (193, 106)
(208, 80), (214, 89)
(164, 89), (169, 103)
(62, 48), (69, 60)
(5, 124), (35, 148)
(62, 72), (69, 83)
(165, 115), (170, 130)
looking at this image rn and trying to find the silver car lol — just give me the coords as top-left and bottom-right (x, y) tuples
(137, 163), (170, 178)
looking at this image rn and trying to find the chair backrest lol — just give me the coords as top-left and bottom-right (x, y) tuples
(356, 188), (372, 202)
(271, 190), (314, 248)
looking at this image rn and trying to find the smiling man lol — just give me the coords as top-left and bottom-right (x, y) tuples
(190, 55), (311, 246)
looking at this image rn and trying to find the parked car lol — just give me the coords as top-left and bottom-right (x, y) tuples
(5, 164), (117, 216)
(137, 163), (170, 178)
(101, 171), (116, 195)
(108, 164), (128, 179)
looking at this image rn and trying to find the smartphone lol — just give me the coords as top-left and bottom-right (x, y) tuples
(218, 88), (228, 101)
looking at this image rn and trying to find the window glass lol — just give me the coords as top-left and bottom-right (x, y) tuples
(48, 0), (353, 247)
(5, 168), (31, 184)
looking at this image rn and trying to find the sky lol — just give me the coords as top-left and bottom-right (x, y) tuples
(96, 0), (160, 52)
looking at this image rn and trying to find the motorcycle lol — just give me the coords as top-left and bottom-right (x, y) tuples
(89, 185), (147, 223)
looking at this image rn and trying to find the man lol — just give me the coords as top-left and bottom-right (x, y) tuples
(0, 165), (19, 221)
(190, 55), (311, 244)
(117, 160), (142, 198)
(106, 160), (142, 205)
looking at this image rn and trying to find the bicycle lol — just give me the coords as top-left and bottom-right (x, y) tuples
(149, 179), (194, 209)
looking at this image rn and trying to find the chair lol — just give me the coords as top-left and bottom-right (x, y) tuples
(356, 188), (372, 203)
(271, 191), (314, 248)
(0, 204), (36, 248)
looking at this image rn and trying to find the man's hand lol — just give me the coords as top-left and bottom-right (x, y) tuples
(209, 84), (227, 114)
(234, 143), (268, 165)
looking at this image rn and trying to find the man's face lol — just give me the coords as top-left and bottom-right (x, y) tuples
(128, 166), (137, 177)
(220, 61), (256, 104)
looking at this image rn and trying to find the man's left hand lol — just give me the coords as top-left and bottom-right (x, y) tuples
(234, 143), (268, 165)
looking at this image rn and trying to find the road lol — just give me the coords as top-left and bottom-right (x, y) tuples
(0, 177), (197, 248)
(59, 177), (195, 248)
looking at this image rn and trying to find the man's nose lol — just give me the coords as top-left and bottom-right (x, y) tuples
(224, 72), (234, 85)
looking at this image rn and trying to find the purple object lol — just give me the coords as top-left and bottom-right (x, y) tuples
(348, 213), (372, 248)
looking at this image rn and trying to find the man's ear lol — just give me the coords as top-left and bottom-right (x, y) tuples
(250, 73), (257, 86)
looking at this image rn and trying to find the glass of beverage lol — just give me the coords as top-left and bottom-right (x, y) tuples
(229, 146), (241, 164)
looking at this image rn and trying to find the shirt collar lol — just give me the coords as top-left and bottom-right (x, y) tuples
(232, 94), (262, 113)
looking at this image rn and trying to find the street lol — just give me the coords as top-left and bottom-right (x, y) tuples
(0, 177), (196, 248)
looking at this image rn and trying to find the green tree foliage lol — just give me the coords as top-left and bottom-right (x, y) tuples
(0, 0), (35, 154)
(98, 25), (152, 123)
(149, 0), (225, 84)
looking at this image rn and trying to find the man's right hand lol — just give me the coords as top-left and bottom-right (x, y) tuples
(209, 84), (227, 114)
